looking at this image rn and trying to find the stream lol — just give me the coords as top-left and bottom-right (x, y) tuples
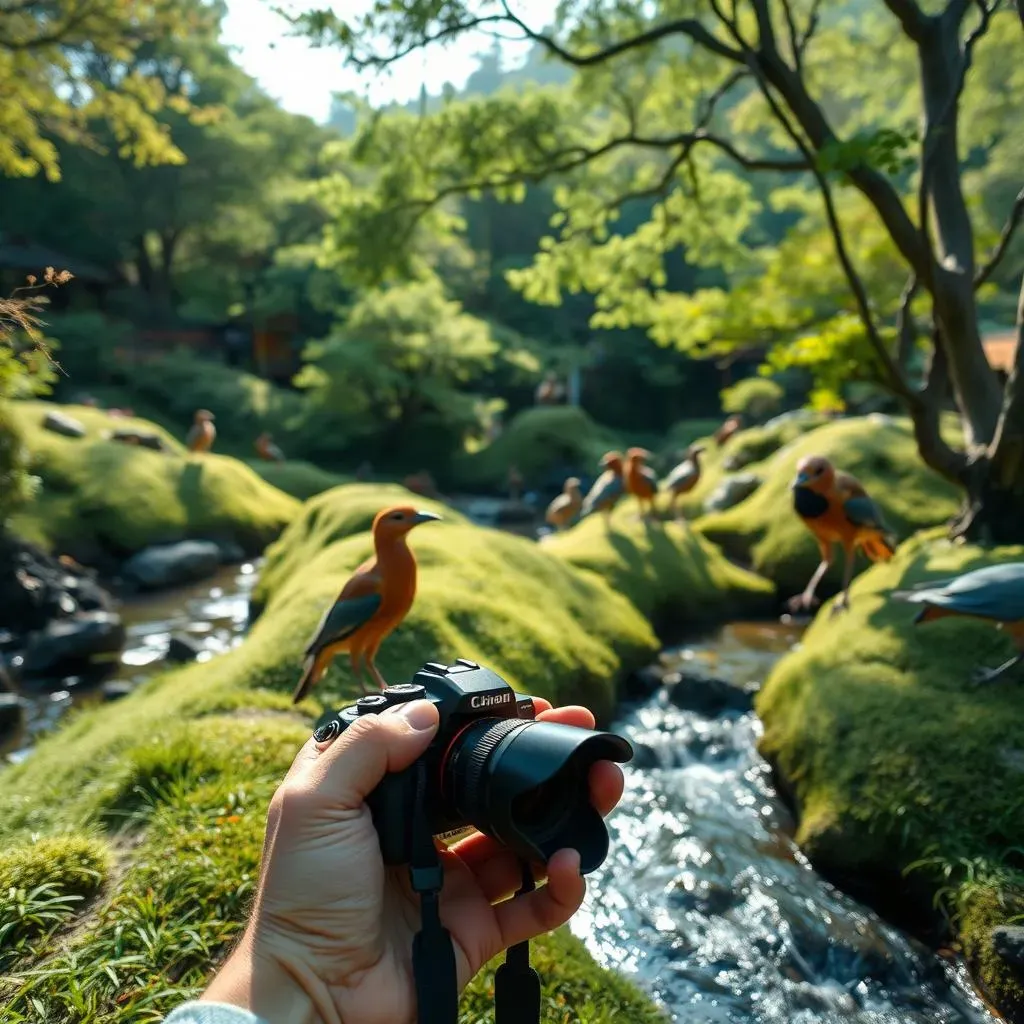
(2, 564), (1000, 1021)
(571, 622), (996, 1022)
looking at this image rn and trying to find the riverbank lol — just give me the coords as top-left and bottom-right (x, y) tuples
(757, 532), (1024, 1020)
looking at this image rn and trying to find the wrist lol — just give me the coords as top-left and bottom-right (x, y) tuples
(203, 930), (339, 1024)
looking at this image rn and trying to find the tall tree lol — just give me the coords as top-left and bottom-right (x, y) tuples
(293, 0), (1024, 542)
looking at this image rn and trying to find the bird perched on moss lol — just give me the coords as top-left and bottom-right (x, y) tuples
(293, 506), (441, 702)
(546, 477), (582, 531)
(186, 410), (216, 453)
(255, 431), (284, 462)
(714, 415), (743, 446)
(662, 445), (706, 518)
(624, 447), (658, 518)
(893, 563), (1024, 684)
(581, 451), (625, 525)
(790, 455), (895, 614)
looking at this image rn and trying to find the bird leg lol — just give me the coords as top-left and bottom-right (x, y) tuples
(349, 650), (370, 695)
(788, 546), (831, 612)
(972, 652), (1024, 687)
(365, 652), (388, 691)
(830, 544), (857, 616)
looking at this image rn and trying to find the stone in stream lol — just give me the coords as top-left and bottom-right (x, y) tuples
(42, 410), (87, 438)
(166, 633), (204, 663)
(991, 925), (1024, 968)
(666, 670), (757, 716)
(123, 540), (222, 590)
(101, 680), (136, 702)
(622, 663), (668, 700)
(702, 472), (763, 514)
(0, 692), (26, 737)
(215, 540), (246, 564)
(17, 611), (126, 681)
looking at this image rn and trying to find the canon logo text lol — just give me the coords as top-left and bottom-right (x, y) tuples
(470, 692), (511, 709)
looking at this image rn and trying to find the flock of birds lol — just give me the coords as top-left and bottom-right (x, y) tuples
(185, 408), (284, 462)
(288, 414), (1024, 700)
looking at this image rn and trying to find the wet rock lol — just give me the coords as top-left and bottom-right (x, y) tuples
(0, 629), (18, 653)
(123, 540), (221, 590)
(43, 410), (86, 438)
(495, 500), (537, 525)
(107, 427), (167, 451)
(666, 670), (756, 716)
(992, 925), (1024, 968)
(703, 473), (763, 513)
(0, 692), (26, 737)
(18, 611), (126, 681)
(216, 540), (246, 564)
(622, 663), (667, 700)
(101, 680), (135, 702)
(166, 633), (204, 663)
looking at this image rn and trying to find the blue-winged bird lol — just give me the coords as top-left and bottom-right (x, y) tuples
(546, 477), (582, 531)
(790, 455), (895, 614)
(893, 563), (1024, 684)
(662, 444), (706, 518)
(292, 506), (441, 703)
(581, 451), (625, 525)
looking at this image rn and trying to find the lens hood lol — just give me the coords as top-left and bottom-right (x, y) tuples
(480, 722), (632, 874)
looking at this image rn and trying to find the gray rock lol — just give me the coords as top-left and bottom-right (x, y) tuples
(108, 427), (167, 452)
(992, 926), (1024, 968)
(19, 611), (126, 680)
(623, 664), (667, 700)
(0, 692), (26, 737)
(123, 541), (221, 590)
(101, 680), (135, 702)
(166, 633), (204, 663)
(703, 473), (763, 513)
(43, 410), (86, 438)
(215, 540), (246, 564)
(666, 670), (756, 716)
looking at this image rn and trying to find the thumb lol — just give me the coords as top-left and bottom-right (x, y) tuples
(304, 699), (440, 809)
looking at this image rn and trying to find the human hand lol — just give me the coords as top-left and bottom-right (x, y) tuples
(202, 698), (624, 1024)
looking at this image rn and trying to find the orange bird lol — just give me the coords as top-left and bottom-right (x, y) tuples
(581, 451), (625, 525)
(186, 410), (216, 453)
(714, 415), (743, 446)
(790, 455), (895, 614)
(292, 506), (441, 702)
(661, 444), (706, 517)
(255, 431), (284, 462)
(546, 476), (582, 530)
(624, 447), (658, 517)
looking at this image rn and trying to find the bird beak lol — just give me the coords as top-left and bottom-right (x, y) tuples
(794, 472), (810, 487)
(413, 510), (442, 524)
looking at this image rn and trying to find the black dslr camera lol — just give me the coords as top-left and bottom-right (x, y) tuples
(314, 659), (633, 874)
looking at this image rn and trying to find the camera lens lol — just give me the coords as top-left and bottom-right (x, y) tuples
(442, 718), (632, 874)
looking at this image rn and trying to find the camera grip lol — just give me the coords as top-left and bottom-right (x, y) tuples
(366, 764), (418, 865)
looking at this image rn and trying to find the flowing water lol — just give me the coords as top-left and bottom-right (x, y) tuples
(570, 622), (996, 1023)
(3, 562), (258, 764)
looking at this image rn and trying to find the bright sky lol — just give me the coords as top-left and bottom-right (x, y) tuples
(222, 0), (555, 123)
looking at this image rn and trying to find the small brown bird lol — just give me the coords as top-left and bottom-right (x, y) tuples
(186, 410), (216, 453)
(255, 431), (284, 462)
(624, 448), (658, 518)
(790, 455), (895, 614)
(661, 445), (706, 518)
(546, 477), (583, 530)
(714, 415), (743, 446)
(581, 451), (625, 525)
(293, 505), (441, 702)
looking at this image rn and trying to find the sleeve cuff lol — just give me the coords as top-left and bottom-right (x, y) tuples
(162, 1001), (267, 1024)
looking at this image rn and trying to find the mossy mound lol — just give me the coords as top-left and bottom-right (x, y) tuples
(245, 458), (351, 501)
(7, 401), (299, 561)
(451, 405), (623, 491)
(757, 533), (1024, 1016)
(252, 483), (466, 611)
(695, 416), (961, 597)
(0, 501), (662, 1020)
(544, 502), (775, 632)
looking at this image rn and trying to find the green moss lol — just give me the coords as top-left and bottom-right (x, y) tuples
(7, 400), (299, 559)
(452, 405), (623, 490)
(545, 503), (775, 630)
(959, 881), (1024, 1017)
(245, 458), (351, 501)
(757, 532), (1024, 1008)
(696, 416), (961, 595)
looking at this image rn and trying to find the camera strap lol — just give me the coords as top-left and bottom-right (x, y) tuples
(407, 761), (542, 1024)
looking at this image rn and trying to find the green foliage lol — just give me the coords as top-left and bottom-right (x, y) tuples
(720, 377), (784, 422)
(295, 279), (515, 467)
(245, 459), (351, 501)
(42, 312), (132, 386)
(757, 533), (1024, 1009)
(7, 401), (298, 559)
(697, 415), (961, 595)
(0, 401), (37, 525)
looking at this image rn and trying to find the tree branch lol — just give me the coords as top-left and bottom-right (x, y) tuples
(879, 0), (931, 41)
(343, 16), (508, 69)
(974, 187), (1024, 288)
(896, 274), (920, 370)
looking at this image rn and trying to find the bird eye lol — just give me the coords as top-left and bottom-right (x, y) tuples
(391, 512), (405, 520)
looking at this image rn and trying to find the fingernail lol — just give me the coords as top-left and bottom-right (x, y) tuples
(394, 699), (437, 731)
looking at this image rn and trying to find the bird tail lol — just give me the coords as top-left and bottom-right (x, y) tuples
(292, 651), (323, 704)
